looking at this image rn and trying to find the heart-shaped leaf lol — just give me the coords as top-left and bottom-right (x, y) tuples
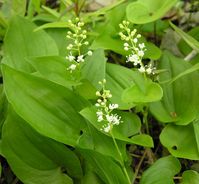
(150, 51), (199, 125)
(160, 122), (199, 160)
(126, 0), (178, 24)
(140, 156), (181, 184)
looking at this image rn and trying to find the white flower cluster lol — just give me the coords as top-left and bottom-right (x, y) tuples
(95, 79), (122, 133)
(119, 20), (156, 75)
(66, 18), (93, 73)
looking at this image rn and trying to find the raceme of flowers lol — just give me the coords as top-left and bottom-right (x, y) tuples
(95, 79), (122, 133)
(66, 18), (92, 73)
(119, 20), (156, 75)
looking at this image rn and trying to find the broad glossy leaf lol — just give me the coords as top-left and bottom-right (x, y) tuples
(105, 63), (136, 110)
(2, 64), (89, 146)
(82, 49), (106, 90)
(2, 109), (82, 184)
(126, 0), (178, 24)
(78, 148), (131, 184)
(150, 51), (199, 125)
(4, 16), (58, 72)
(131, 134), (154, 148)
(160, 123), (199, 160)
(181, 170), (199, 184)
(78, 124), (127, 163)
(80, 107), (153, 147)
(122, 79), (163, 103)
(140, 156), (181, 184)
(81, 166), (103, 184)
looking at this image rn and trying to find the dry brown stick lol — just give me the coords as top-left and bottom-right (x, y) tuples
(132, 149), (147, 183)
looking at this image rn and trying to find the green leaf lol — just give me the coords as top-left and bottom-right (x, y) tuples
(82, 49), (106, 90)
(2, 109), (82, 184)
(80, 107), (153, 147)
(131, 134), (154, 148)
(75, 79), (97, 100)
(140, 156), (181, 184)
(170, 63), (199, 83)
(1, 0), (27, 17)
(105, 63), (136, 110)
(193, 120), (199, 153)
(78, 124), (127, 163)
(160, 123), (199, 160)
(150, 51), (199, 125)
(170, 22), (199, 53)
(28, 56), (79, 88)
(126, 0), (178, 24)
(4, 16), (58, 72)
(35, 22), (70, 31)
(2, 64), (89, 146)
(178, 26), (199, 56)
(45, 28), (69, 57)
(78, 148), (131, 184)
(90, 23), (161, 60)
(181, 170), (199, 184)
(122, 79), (163, 103)
(81, 166), (103, 184)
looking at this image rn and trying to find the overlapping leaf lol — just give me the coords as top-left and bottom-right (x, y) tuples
(2, 64), (90, 146)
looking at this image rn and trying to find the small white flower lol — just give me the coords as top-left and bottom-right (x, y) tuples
(67, 64), (76, 72)
(138, 50), (144, 57)
(77, 55), (84, 62)
(119, 24), (124, 29)
(139, 43), (145, 49)
(106, 114), (121, 125)
(98, 115), (103, 122)
(138, 66), (145, 73)
(109, 104), (119, 110)
(128, 54), (140, 65)
(87, 51), (93, 56)
(146, 67), (152, 74)
(97, 111), (104, 122)
(133, 38), (138, 43)
(124, 43), (129, 47)
(84, 41), (89, 45)
(124, 47), (129, 51)
(104, 124), (111, 133)
(97, 111), (103, 116)
(95, 103), (100, 107)
(96, 91), (101, 96)
(66, 53), (75, 62)
(97, 99), (102, 103)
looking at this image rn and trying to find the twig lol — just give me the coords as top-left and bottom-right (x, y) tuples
(132, 150), (147, 183)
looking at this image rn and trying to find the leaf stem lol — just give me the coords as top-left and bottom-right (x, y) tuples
(110, 130), (132, 184)
(143, 107), (149, 135)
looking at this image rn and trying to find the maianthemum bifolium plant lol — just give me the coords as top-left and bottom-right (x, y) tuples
(0, 0), (199, 184)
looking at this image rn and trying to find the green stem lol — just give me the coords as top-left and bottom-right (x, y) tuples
(110, 130), (132, 184)
(143, 106), (149, 134)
